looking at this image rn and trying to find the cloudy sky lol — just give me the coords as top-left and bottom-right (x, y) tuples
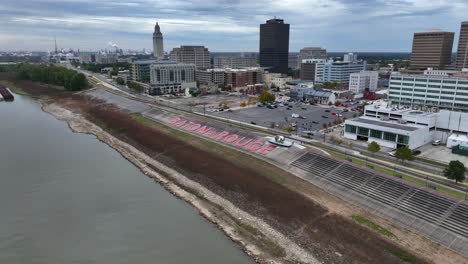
(1, 0), (468, 52)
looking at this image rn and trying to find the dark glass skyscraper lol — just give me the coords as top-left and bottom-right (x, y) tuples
(259, 18), (289, 74)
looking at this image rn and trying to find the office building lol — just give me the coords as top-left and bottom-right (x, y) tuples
(148, 61), (196, 95)
(300, 59), (325, 81)
(410, 31), (454, 70)
(195, 69), (225, 85)
(288, 54), (299, 69)
(130, 60), (159, 83)
(344, 102), (468, 149)
(213, 56), (257, 68)
(455, 22), (468, 70)
(349, 71), (379, 93)
(78, 53), (95, 64)
(225, 68), (264, 89)
(95, 53), (118, 64)
(388, 72), (468, 111)
(153, 22), (164, 59)
(259, 18), (290, 74)
(314, 54), (366, 83)
(299, 47), (327, 61)
(343, 52), (358, 62)
(170, 45), (210, 69)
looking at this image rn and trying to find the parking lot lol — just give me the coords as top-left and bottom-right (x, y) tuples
(212, 102), (357, 134)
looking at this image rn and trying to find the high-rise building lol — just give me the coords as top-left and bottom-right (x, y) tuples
(195, 69), (225, 85)
(153, 22), (164, 60)
(455, 22), (468, 70)
(148, 61), (196, 95)
(170, 46), (210, 69)
(299, 47), (327, 61)
(300, 59), (325, 81)
(225, 68), (264, 88)
(130, 60), (159, 83)
(313, 55), (366, 83)
(259, 18), (290, 74)
(410, 31), (454, 70)
(288, 54), (299, 70)
(213, 56), (257, 68)
(388, 72), (468, 111)
(349, 71), (379, 93)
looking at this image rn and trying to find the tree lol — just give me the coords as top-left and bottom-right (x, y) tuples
(258, 91), (275, 104)
(368, 141), (381, 155)
(116, 77), (125, 85)
(395, 146), (414, 162)
(444, 160), (466, 184)
(240, 101), (247, 107)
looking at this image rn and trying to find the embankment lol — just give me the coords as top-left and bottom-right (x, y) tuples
(8, 79), (437, 263)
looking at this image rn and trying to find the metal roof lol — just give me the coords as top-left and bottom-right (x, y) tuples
(352, 118), (422, 131)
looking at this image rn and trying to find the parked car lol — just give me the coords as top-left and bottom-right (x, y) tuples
(432, 140), (441, 146)
(325, 109), (331, 112)
(331, 112), (337, 115)
(301, 107), (307, 110)
(322, 115), (328, 118)
(250, 121), (257, 125)
(267, 105), (274, 109)
(412, 150), (422, 156)
(337, 114), (343, 117)
(388, 151), (396, 157)
(312, 121), (319, 124)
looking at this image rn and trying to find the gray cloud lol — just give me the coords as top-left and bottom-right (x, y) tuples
(1, 0), (467, 51)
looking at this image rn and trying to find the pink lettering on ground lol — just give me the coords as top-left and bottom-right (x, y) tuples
(169, 117), (181, 124)
(196, 125), (212, 135)
(234, 137), (252, 147)
(174, 119), (187, 127)
(187, 123), (201, 131)
(247, 141), (264, 152)
(258, 144), (277, 155)
(223, 134), (239, 143)
(214, 131), (230, 140)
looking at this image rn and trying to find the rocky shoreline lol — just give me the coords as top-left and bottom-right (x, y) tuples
(41, 101), (320, 264)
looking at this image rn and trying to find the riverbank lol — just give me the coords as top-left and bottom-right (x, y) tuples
(7, 78), (462, 263)
(41, 101), (317, 263)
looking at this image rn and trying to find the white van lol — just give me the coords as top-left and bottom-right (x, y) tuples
(432, 140), (441, 146)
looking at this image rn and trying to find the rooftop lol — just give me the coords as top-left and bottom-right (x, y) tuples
(365, 104), (439, 117)
(350, 117), (423, 132)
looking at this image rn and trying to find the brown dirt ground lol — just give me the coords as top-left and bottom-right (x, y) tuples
(10, 79), (440, 264)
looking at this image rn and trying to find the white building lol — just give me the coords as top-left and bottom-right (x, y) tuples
(148, 61), (196, 95)
(195, 69), (225, 85)
(388, 72), (468, 112)
(152, 22), (164, 60)
(344, 103), (468, 149)
(314, 55), (366, 83)
(343, 52), (358, 62)
(170, 46), (210, 69)
(349, 71), (379, 93)
(264, 72), (292, 89)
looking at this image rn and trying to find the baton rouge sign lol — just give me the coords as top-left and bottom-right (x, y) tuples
(169, 117), (277, 155)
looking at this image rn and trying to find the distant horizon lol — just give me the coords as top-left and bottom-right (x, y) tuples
(0, 50), (414, 54)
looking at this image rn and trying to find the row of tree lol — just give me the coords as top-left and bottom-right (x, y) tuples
(13, 64), (88, 91)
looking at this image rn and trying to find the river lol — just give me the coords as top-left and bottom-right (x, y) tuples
(0, 94), (253, 264)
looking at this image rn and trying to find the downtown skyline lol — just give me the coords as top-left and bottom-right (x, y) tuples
(2, 0), (468, 52)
